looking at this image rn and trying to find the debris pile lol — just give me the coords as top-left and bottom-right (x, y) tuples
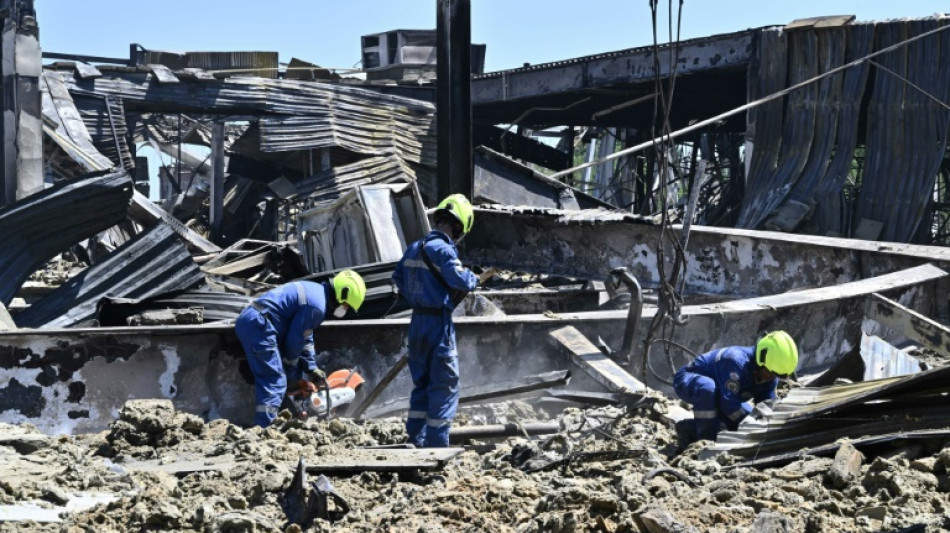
(1, 396), (949, 532)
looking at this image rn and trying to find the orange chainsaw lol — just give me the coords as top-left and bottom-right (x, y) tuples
(286, 369), (365, 420)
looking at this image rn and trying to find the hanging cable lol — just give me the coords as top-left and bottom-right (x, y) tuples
(639, 0), (688, 383)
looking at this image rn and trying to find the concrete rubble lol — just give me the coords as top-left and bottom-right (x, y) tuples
(1, 397), (949, 531)
(0, 2), (948, 531)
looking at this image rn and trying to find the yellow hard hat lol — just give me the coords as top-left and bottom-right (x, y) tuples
(435, 193), (474, 236)
(331, 270), (366, 312)
(756, 330), (799, 377)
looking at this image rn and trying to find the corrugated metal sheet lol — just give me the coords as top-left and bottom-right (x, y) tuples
(856, 18), (950, 243)
(0, 170), (133, 305)
(185, 51), (278, 79)
(71, 92), (135, 173)
(800, 24), (872, 237)
(859, 332), (923, 380)
(15, 224), (206, 328)
(293, 155), (417, 204)
(40, 72), (114, 175)
(474, 147), (614, 210)
(95, 290), (251, 326)
(704, 364), (950, 463)
(60, 72), (436, 166)
(740, 18), (950, 243)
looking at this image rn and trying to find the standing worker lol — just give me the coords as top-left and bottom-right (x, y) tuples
(235, 271), (366, 427)
(392, 194), (478, 448)
(673, 330), (798, 443)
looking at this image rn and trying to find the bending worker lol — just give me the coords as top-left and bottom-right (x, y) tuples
(235, 271), (366, 427)
(673, 330), (798, 442)
(392, 194), (478, 448)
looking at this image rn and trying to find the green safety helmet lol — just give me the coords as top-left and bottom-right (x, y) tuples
(331, 270), (366, 312)
(755, 330), (799, 377)
(435, 193), (474, 237)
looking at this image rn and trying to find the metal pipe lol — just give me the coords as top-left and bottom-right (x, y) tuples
(449, 422), (560, 443)
(610, 267), (642, 364)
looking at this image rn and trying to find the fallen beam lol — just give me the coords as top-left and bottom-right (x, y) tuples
(455, 370), (570, 404)
(128, 190), (220, 255)
(449, 422), (561, 443)
(362, 370), (572, 419)
(548, 325), (645, 393)
(866, 292), (950, 356)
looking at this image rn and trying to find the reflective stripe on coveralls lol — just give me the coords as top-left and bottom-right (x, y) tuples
(235, 281), (330, 427)
(392, 230), (477, 448)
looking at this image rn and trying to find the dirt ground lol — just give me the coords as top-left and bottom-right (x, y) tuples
(0, 396), (948, 532)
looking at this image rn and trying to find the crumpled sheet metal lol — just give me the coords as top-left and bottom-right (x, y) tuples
(40, 71), (114, 174)
(704, 364), (950, 462)
(59, 70), (435, 165)
(0, 170), (133, 305)
(15, 224), (206, 328)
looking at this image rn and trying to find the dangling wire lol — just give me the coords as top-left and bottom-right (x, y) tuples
(640, 0), (691, 383)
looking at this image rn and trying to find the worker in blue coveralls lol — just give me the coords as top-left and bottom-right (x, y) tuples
(234, 270), (366, 428)
(673, 330), (799, 443)
(392, 194), (478, 448)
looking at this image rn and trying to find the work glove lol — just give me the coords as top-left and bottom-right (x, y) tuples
(290, 379), (318, 397)
(304, 368), (327, 384)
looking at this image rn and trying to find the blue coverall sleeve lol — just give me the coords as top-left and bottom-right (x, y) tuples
(392, 256), (406, 294)
(754, 379), (778, 402)
(428, 241), (478, 292)
(286, 306), (321, 374)
(714, 356), (752, 424)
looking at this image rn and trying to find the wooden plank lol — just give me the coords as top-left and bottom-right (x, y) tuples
(548, 325), (645, 393)
(203, 248), (269, 276)
(866, 292), (950, 356)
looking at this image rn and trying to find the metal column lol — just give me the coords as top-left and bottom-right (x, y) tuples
(1, 0), (42, 206)
(436, 0), (472, 202)
(210, 121), (225, 243)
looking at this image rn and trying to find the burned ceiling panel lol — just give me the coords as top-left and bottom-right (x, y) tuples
(15, 224), (206, 329)
(0, 170), (132, 305)
(474, 147), (613, 210)
(471, 29), (755, 129)
(40, 71), (114, 177)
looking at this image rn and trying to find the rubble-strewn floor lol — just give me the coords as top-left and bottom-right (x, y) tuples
(1, 396), (949, 532)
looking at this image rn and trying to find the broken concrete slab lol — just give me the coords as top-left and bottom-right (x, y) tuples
(826, 441), (864, 489)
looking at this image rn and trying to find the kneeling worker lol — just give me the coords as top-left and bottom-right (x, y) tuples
(673, 330), (798, 442)
(235, 271), (366, 427)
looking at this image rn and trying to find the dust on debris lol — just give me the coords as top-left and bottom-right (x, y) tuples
(0, 395), (948, 532)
